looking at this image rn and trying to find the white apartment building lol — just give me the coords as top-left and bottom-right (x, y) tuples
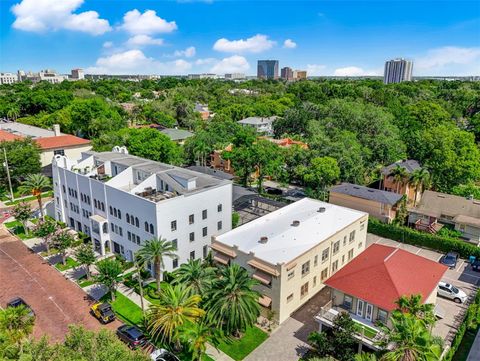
(52, 148), (232, 271)
(211, 198), (368, 324)
(237, 116), (278, 136)
(384, 58), (413, 84)
(0, 73), (18, 85)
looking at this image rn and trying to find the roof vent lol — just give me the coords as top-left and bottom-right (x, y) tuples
(259, 236), (268, 244)
(292, 220), (300, 227)
(318, 207), (326, 213)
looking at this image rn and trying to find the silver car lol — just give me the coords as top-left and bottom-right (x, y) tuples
(437, 281), (467, 303)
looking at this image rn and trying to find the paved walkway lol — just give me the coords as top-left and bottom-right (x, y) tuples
(467, 329), (480, 360)
(117, 283), (152, 308)
(206, 344), (234, 361)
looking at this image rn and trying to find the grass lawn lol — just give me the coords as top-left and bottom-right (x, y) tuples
(78, 278), (95, 288)
(354, 322), (378, 339)
(218, 327), (268, 361)
(453, 329), (478, 361)
(54, 257), (80, 271)
(4, 221), (35, 240)
(4, 191), (53, 206)
(101, 291), (144, 326)
(203, 355), (215, 361)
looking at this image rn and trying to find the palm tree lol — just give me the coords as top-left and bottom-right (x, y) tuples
(378, 311), (441, 361)
(0, 305), (35, 351)
(95, 258), (123, 301)
(18, 174), (51, 219)
(6, 105), (20, 121)
(173, 259), (216, 297)
(390, 165), (408, 194)
(180, 320), (221, 361)
(205, 263), (260, 337)
(75, 244), (96, 279)
(135, 238), (177, 294)
(395, 294), (436, 329)
(355, 354), (378, 361)
(410, 169), (430, 206)
(147, 283), (205, 346)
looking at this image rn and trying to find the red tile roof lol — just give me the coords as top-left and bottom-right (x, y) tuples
(0, 130), (24, 142)
(34, 135), (91, 150)
(325, 244), (447, 311)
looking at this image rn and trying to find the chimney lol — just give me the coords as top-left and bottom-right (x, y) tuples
(53, 124), (61, 136)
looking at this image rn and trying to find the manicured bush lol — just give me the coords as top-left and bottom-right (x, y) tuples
(368, 219), (480, 259)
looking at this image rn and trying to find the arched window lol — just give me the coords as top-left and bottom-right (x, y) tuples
(126, 213), (130, 223)
(118, 210), (121, 219)
(109, 206), (113, 215)
(144, 221), (149, 232)
(149, 224), (154, 234)
(135, 217), (139, 227)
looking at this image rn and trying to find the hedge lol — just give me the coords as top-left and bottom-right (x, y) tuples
(368, 219), (480, 259)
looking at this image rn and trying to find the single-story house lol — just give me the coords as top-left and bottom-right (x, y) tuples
(329, 183), (403, 223)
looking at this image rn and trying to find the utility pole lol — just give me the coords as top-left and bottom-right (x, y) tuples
(3, 147), (14, 202)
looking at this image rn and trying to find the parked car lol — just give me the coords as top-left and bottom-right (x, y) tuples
(116, 325), (147, 349)
(6, 297), (35, 317)
(437, 281), (468, 303)
(90, 302), (116, 324)
(439, 252), (460, 269)
(150, 348), (180, 361)
(264, 187), (283, 195)
(471, 259), (480, 272)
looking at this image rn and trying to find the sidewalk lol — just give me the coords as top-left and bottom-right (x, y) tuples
(117, 283), (152, 308)
(468, 329), (480, 360)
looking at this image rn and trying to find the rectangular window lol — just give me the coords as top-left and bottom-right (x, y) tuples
(171, 220), (177, 231)
(171, 239), (177, 249)
(348, 249), (354, 261)
(203, 245), (208, 258)
(54, 149), (65, 156)
(202, 227), (207, 237)
(349, 230), (356, 243)
(202, 209), (207, 220)
(287, 294), (293, 303)
(172, 258), (178, 269)
(360, 221), (365, 231)
(313, 276), (317, 287)
(190, 251), (195, 260)
(342, 255), (345, 264)
(343, 235), (347, 246)
(321, 248), (330, 262)
(377, 309), (388, 324)
(189, 214), (194, 224)
(301, 261), (310, 276)
(314, 255), (318, 267)
(300, 282), (309, 297)
(332, 260), (339, 273)
(217, 204), (222, 212)
(217, 221), (222, 231)
(189, 232), (195, 242)
(333, 240), (340, 254)
(358, 242), (363, 249)
(343, 295), (353, 310)
(287, 270), (295, 280)
(321, 268), (328, 281)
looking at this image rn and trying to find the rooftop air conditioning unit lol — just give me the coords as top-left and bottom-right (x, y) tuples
(292, 220), (300, 227)
(318, 207), (326, 213)
(259, 236), (268, 244)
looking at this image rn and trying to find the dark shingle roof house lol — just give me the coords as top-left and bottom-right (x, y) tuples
(330, 183), (403, 205)
(381, 159), (421, 175)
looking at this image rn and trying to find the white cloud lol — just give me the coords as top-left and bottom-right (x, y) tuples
(210, 55), (250, 74)
(414, 46), (480, 75)
(103, 41), (114, 48)
(120, 9), (177, 35)
(213, 34), (275, 53)
(86, 49), (192, 75)
(333, 66), (381, 76)
(195, 58), (217, 66)
(126, 35), (164, 47)
(283, 39), (297, 49)
(174, 46), (196, 58)
(306, 64), (326, 76)
(11, 0), (110, 35)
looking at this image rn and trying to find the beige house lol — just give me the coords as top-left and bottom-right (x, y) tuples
(330, 183), (403, 223)
(316, 244), (447, 351)
(211, 198), (368, 324)
(381, 159), (422, 204)
(408, 190), (480, 242)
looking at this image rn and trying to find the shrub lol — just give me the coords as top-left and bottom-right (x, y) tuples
(368, 219), (480, 259)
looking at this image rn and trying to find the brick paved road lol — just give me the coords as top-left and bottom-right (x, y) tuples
(0, 228), (121, 341)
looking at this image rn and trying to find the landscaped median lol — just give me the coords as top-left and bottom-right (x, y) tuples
(101, 291), (144, 326)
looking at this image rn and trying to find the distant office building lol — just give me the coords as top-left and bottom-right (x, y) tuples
(294, 70), (307, 80)
(0, 73), (18, 85)
(188, 73), (218, 80)
(71, 68), (85, 80)
(17, 69), (68, 84)
(281, 67), (294, 80)
(257, 60), (279, 79)
(225, 73), (245, 80)
(384, 59), (413, 84)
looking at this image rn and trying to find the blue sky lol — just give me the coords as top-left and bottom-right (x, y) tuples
(1, 0), (479, 76)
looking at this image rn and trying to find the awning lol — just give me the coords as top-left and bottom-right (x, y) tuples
(258, 295), (272, 307)
(248, 259), (279, 276)
(213, 253), (230, 265)
(286, 262), (297, 271)
(252, 270), (272, 285)
(211, 242), (237, 258)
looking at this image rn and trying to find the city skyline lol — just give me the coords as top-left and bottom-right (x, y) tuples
(0, 0), (479, 76)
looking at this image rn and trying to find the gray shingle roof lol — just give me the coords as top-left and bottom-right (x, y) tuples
(330, 183), (403, 205)
(381, 159), (422, 175)
(160, 128), (194, 141)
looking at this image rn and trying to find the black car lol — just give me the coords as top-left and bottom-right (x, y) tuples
(7, 297), (35, 317)
(472, 259), (480, 272)
(440, 252), (460, 269)
(116, 325), (147, 349)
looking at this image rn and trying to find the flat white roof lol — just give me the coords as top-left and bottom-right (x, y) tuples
(216, 198), (367, 265)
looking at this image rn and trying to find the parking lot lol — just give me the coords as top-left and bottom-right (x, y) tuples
(0, 227), (121, 341)
(367, 234), (479, 343)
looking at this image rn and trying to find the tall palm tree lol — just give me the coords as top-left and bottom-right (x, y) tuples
(147, 283), (205, 346)
(18, 174), (51, 219)
(378, 311), (441, 361)
(0, 305), (35, 351)
(173, 259), (216, 297)
(95, 258), (123, 301)
(410, 169), (430, 206)
(180, 320), (221, 361)
(205, 263), (261, 337)
(395, 294), (436, 329)
(390, 165), (408, 194)
(135, 238), (177, 294)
